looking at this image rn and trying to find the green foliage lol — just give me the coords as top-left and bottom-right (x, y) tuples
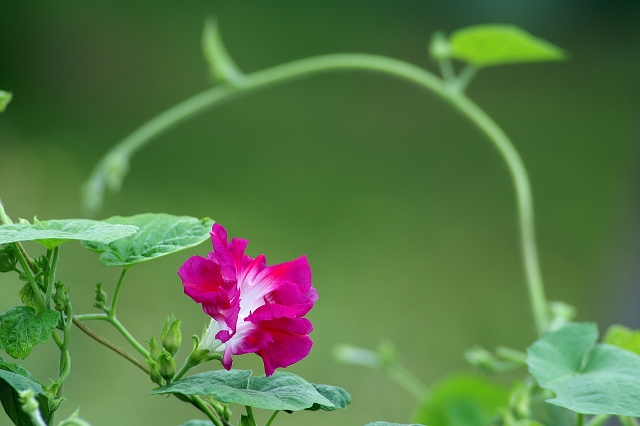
(527, 322), (640, 416)
(0, 91), (12, 112)
(81, 213), (214, 267)
(0, 307), (60, 359)
(448, 24), (565, 67)
(180, 422), (215, 426)
(0, 357), (49, 426)
(202, 18), (243, 83)
(0, 219), (138, 249)
(152, 370), (342, 412)
(306, 383), (351, 411)
(413, 375), (508, 426)
(18, 283), (40, 313)
(603, 324), (640, 355)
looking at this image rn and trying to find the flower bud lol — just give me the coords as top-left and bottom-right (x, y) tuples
(93, 282), (108, 310)
(146, 358), (165, 386)
(53, 281), (69, 312)
(162, 316), (182, 357)
(147, 337), (162, 361)
(157, 349), (176, 382)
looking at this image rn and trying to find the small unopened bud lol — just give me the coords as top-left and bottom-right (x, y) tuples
(93, 282), (108, 310)
(429, 31), (451, 61)
(161, 316), (182, 357)
(222, 404), (232, 421)
(147, 337), (162, 361)
(464, 346), (499, 373)
(53, 281), (69, 311)
(146, 358), (165, 386)
(157, 349), (176, 382)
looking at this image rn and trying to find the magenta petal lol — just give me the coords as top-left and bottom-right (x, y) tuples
(210, 224), (237, 281)
(257, 330), (313, 376)
(178, 223), (317, 376)
(178, 256), (225, 303)
(255, 256), (312, 293)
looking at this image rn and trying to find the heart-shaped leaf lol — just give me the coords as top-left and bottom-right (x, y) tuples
(306, 384), (351, 411)
(81, 213), (214, 267)
(527, 322), (640, 416)
(0, 306), (60, 359)
(152, 370), (334, 412)
(449, 24), (565, 67)
(0, 219), (138, 249)
(413, 375), (508, 426)
(0, 357), (49, 426)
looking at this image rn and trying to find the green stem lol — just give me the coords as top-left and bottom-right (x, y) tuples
(45, 247), (59, 310)
(109, 317), (150, 358)
(620, 417), (640, 426)
(109, 268), (128, 317)
(245, 406), (257, 426)
(13, 245), (46, 308)
(56, 302), (73, 398)
(265, 410), (279, 426)
(445, 90), (549, 334)
(577, 413), (583, 426)
(85, 53), (549, 334)
(74, 313), (108, 321)
(72, 317), (149, 373)
(586, 415), (610, 426)
(385, 362), (428, 402)
(173, 358), (196, 382)
(191, 396), (223, 426)
(52, 331), (64, 350)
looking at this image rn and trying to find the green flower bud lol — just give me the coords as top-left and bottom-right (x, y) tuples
(53, 281), (69, 312)
(93, 282), (108, 310)
(162, 316), (182, 357)
(147, 337), (162, 361)
(146, 358), (165, 386)
(157, 349), (176, 382)
(222, 404), (232, 421)
(187, 334), (210, 365)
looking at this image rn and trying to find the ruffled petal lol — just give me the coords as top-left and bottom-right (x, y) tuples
(254, 256), (312, 293)
(255, 319), (313, 376)
(178, 256), (225, 303)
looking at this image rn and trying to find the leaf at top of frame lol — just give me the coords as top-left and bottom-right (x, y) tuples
(449, 24), (565, 67)
(81, 213), (213, 267)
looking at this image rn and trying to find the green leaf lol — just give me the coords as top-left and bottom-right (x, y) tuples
(0, 219), (138, 249)
(449, 24), (565, 67)
(180, 422), (215, 426)
(413, 375), (508, 426)
(526, 322), (640, 416)
(152, 370), (334, 412)
(0, 357), (49, 426)
(18, 283), (40, 313)
(239, 415), (253, 426)
(0, 306), (60, 359)
(81, 213), (214, 267)
(0, 91), (12, 112)
(603, 324), (640, 355)
(202, 17), (243, 83)
(306, 384), (351, 411)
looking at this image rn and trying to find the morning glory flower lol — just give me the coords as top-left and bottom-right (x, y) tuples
(178, 224), (317, 376)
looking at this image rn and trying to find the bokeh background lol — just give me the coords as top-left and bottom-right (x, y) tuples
(1, 1), (639, 425)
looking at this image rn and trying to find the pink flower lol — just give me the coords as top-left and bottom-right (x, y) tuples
(178, 224), (317, 376)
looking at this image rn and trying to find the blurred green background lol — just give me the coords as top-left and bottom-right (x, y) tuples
(1, 1), (639, 425)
